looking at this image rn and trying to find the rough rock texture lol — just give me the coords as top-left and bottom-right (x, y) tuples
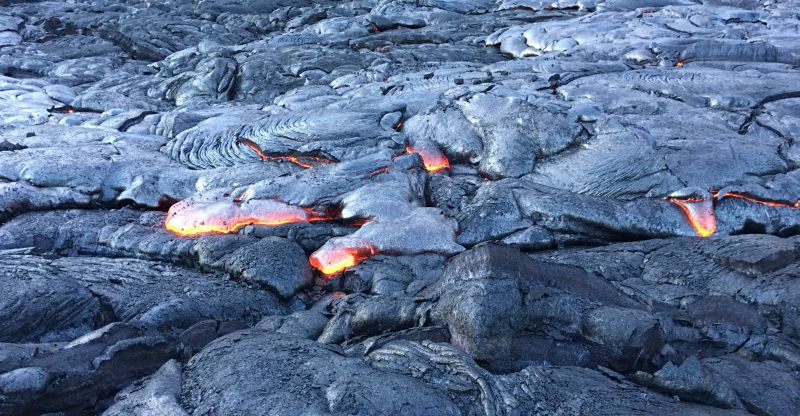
(1, 0), (799, 414)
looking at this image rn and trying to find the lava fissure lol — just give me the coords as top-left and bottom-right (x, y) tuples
(236, 137), (337, 169)
(738, 90), (800, 134)
(667, 189), (799, 237)
(667, 195), (717, 238)
(719, 192), (800, 209)
(47, 105), (102, 114)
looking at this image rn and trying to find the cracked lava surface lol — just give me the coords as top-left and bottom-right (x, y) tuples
(1, 0), (800, 415)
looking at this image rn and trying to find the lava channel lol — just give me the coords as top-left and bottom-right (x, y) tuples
(406, 145), (450, 173)
(718, 191), (800, 209)
(238, 137), (335, 169)
(667, 193), (717, 238)
(166, 198), (328, 236)
(47, 105), (102, 114)
(309, 238), (379, 275)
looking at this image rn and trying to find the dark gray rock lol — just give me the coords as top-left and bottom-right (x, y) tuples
(704, 355), (800, 416)
(1, 0), (799, 414)
(0, 250), (286, 339)
(102, 359), (187, 416)
(0, 323), (176, 415)
(181, 331), (463, 416)
(0, 250), (101, 343)
(634, 356), (743, 409)
(211, 236), (313, 299)
(431, 244), (658, 372)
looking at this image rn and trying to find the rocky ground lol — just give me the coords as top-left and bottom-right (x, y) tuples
(0, 0), (799, 415)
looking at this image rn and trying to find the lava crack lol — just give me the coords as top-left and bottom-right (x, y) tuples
(667, 189), (717, 238)
(237, 137), (336, 169)
(667, 187), (799, 237)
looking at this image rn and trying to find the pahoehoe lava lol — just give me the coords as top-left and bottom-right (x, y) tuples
(1, 0), (799, 415)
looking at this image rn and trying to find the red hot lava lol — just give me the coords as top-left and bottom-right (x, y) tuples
(718, 191), (800, 209)
(166, 198), (328, 236)
(667, 192), (717, 238)
(667, 188), (799, 238)
(309, 238), (378, 275)
(48, 106), (76, 114)
(406, 146), (450, 173)
(238, 138), (334, 169)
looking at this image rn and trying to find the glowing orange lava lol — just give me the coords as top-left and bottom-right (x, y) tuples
(406, 146), (450, 173)
(238, 138), (334, 169)
(366, 166), (390, 177)
(675, 60), (685, 68)
(49, 106), (75, 114)
(166, 198), (327, 236)
(309, 239), (378, 275)
(719, 192), (800, 209)
(667, 196), (717, 237)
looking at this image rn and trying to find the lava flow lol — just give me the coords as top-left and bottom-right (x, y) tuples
(718, 191), (800, 209)
(47, 105), (102, 114)
(406, 146), (450, 173)
(166, 198), (327, 236)
(238, 137), (335, 169)
(667, 192), (717, 237)
(48, 105), (75, 114)
(309, 238), (378, 275)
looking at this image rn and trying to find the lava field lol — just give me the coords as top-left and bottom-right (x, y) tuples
(1, 0), (799, 415)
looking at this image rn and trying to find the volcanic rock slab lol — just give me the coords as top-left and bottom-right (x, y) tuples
(1, 0), (799, 414)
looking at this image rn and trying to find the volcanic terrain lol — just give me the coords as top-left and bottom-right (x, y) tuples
(1, 0), (799, 415)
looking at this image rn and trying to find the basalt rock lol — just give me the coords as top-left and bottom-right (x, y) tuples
(2, 0), (799, 414)
(0, 322), (177, 415)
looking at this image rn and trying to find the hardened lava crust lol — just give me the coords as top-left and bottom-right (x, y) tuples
(0, 0), (799, 415)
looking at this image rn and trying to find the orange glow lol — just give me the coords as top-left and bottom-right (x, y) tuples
(165, 198), (327, 236)
(675, 61), (685, 68)
(366, 166), (390, 177)
(667, 196), (717, 237)
(719, 192), (800, 209)
(406, 146), (450, 173)
(664, 188), (799, 237)
(345, 217), (372, 227)
(309, 239), (378, 275)
(370, 22), (381, 33)
(49, 106), (76, 114)
(238, 138), (334, 169)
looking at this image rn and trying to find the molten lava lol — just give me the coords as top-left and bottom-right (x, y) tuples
(667, 196), (717, 237)
(47, 105), (101, 114)
(719, 192), (800, 209)
(238, 138), (334, 169)
(666, 188), (799, 237)
(675, 60), (685, 68)
(366, 166), (390, 177)
(309, 238), (378, 275)
(406, 146), (450, 173)
(48, 105), (75, 114)
(166, 198), (327, 236)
